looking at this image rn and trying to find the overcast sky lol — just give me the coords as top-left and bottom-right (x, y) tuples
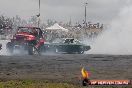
(0, 0), (130, 24)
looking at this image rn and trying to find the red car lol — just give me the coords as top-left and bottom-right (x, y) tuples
(6, 27), (45, 55)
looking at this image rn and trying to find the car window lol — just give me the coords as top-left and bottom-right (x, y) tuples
(18, 28), (33, 33)
(74, 39), (81, 44)
(64, 39), (74, 43)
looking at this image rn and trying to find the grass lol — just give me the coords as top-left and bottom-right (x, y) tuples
(0, 80), (131, 88)
(0, 80), (79, 88)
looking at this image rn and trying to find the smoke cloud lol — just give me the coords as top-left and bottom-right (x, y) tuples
(89, 3), (132, 55)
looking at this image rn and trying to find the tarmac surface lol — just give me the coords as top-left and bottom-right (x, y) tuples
(0, 54), (132, 83)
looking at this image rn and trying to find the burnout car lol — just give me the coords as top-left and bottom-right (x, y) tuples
(6, 27), (45, 55)
(44, 38), (91, 54)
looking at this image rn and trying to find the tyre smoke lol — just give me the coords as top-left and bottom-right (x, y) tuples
(0, 40), (10, 55)
(89, 3), (132, 55)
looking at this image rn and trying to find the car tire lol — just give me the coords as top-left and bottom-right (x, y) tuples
(28, 45), (34, 55)
(78, 46), (84, 54)
(78, 50), (84, 54)
(28, 45), (40, 55)
(6, 42), (14, 54)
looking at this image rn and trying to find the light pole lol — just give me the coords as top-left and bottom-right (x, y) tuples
(37, 0), (40, 27)
(84, 2), (88, 25)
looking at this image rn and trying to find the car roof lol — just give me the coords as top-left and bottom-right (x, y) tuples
(18, 26), (40, 29)
(63, 38), (74, 40)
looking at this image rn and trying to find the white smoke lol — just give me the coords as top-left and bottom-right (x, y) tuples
(0, 40), (10, 55)
(89, 3), (132, 55)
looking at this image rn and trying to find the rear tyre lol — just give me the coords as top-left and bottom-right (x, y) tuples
(78, 50), (84, 54)
(28, 45), (34, 55)
(28, 45), (40, 55)
(78, 47), (84, 54)
(6, 42), (14, 54)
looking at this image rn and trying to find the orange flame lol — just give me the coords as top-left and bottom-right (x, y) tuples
(81, 67), (89, 78)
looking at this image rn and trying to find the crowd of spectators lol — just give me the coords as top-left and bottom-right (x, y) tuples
(0, 15), (104, 41)
(43, 22), (103, 42)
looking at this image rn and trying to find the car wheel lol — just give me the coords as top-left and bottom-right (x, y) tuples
(28, 45), (33, 55)
(78, 46), (84, 54)
(28, 45), (40, 55)
(6, 42), (14, 54)
(78, 50), (84, 54)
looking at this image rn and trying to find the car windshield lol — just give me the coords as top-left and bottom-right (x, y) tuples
(18, 28), (35, 33)
(64, 39), (74, 43)
(63, 39), (82, 44)
(74, 39), (81, 44)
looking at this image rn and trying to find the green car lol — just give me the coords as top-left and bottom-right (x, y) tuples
(44, 38), (91, 54)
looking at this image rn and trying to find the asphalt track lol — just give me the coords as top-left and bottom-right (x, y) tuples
(0, 54), (132, 83)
